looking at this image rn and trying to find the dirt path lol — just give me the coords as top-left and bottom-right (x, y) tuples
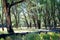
(0, 27), (36, 34)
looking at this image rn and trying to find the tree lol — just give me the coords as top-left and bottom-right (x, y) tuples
(2, 0), (24, 34)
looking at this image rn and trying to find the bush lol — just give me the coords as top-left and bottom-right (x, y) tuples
(10, 35), (22, 40)
(6, 37), (12, 40)
(0, 38), (4, 40)
(24, 33), (40, 40)
(0, 32), (60, 40)
(50, 33), (59, 40)
(40, 33), (45, 40)
(40, 33), (50, 40)
(43, 34), (50, 40)
(5, 35), (22, 40)
(48, 32), (60, 40)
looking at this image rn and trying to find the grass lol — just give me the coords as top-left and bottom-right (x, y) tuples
(24, 33), (40, 40)
(0, 31), (8, 34)
(0, 28), (60, 40)
(0, 32), (60, 40)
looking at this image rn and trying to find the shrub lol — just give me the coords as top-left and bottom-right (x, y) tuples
(40, 33), (50, 40)
(43, 34), (50, 40)
(24, 33), (40, 40)
(40, 33), (45, 40)
(50, 33), (59, 40)
(0, 38), (4, 40)
(6, 35), (22, 40)
(6, 37), (12, 40)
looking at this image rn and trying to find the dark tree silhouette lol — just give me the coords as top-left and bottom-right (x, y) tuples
(2, 0), (24, 34)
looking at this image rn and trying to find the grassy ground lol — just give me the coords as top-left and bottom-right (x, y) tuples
(0, 32), (60, 40)
(0, 27), (40, 34)
(0, 27), (60, 40)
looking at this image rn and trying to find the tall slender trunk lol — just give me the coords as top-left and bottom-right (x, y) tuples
(23, 14), (29, 27)
(37, 20), (41, 29)
(3, 0), (14, 33)
(12, 6), (18, 28)
(46, 0), (51, 29)
(1, 0), (4, 31)
(32, 16), (36, 27)
(58, 8), (60, 26)
(22, 10), (29, 27)
(1, 10), (4, 31)
(15, 5), (18, 28)
(51, 0), (57, 28)
(12, 8), (17, 27)
(27, 12), (32, 27)
(11, 1), (18, 28)
(44, 16), (47, 29)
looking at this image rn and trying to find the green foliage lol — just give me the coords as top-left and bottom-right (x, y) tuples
(24, 33), (60, 40)
(40, 33), (45, 40)
(6, 37), (12, 40)
(0, 38), (4, 40)
(40, 33), (60, 40)
(50, 33), (59, 40)
(43, 34), (50, 40)
(0, 33), (60, 40)
(40, 33), (50, 40)
(10, 35), (22, 40)
(24, 33), (40, 40)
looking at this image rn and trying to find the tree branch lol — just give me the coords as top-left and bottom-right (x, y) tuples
(10, 0), (24, 8)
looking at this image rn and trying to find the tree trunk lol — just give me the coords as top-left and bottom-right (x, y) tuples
(12, 5), (18, 28)
(44, 16), (47, 29)
(37, 20), (41, 29)
(23, 12), (29, 27)
(3, 0), (14, 33)
(58, 8), (60, 26)
(1, 0), (4, 31)
(51, 0), (57, 28)
(32, 16), (37, 27)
